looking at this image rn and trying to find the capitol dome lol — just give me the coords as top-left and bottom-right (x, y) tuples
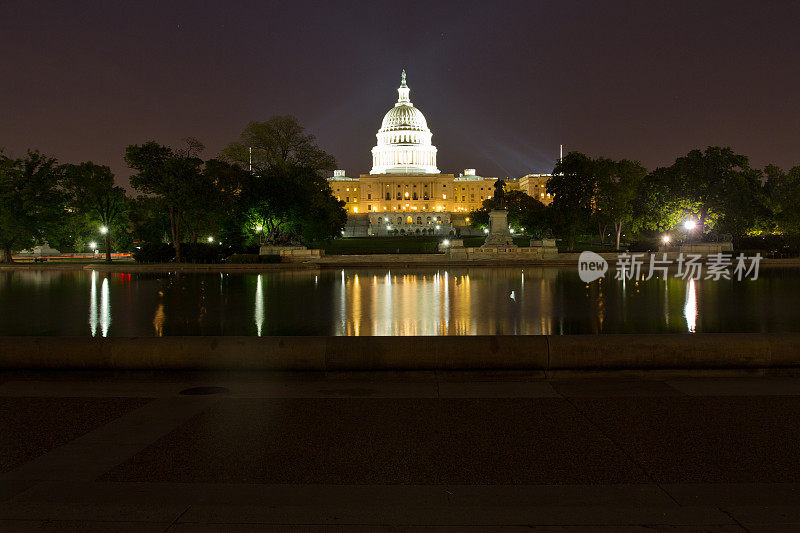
(370, 70), (439, 175)
(380, 104), (429, 132)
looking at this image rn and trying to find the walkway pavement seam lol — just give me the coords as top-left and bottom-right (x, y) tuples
(0, 397), (220, 482)
(554, 390), (681, 506)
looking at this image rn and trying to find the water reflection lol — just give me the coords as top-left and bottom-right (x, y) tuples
(684, 278), (697, 333)
(89, 271), (97, 336)
(2, 267), (798, 336)
(255, 274), (264, 336)
(332, 269), (562, 336)
(88, 271), (111, 337)
(101, 278), (110, 337)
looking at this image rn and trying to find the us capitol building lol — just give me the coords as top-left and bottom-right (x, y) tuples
(328, 71), (552, 236)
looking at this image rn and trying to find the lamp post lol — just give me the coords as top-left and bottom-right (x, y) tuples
(99, 226), (111, 262)
(255, 225), (264, 245)
(683, 220), (697, 243)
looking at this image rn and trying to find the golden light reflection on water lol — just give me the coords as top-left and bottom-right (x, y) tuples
(334, 268), (559, 336)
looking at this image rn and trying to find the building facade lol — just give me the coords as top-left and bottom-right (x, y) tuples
(328, 72), (552, 235)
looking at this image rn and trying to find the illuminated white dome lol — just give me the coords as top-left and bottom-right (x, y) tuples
(370, 70), (439, 175)
(380, 105), (429, 132)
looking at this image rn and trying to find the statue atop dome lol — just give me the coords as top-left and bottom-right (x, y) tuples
(396, 69), (411, 105)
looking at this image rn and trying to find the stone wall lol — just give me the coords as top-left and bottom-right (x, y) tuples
(2, 333), (798, 371)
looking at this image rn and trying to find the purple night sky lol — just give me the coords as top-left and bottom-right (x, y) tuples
(3, 0), (799, 186)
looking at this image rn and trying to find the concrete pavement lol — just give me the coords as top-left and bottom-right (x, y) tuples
(2, 370), (800, 531)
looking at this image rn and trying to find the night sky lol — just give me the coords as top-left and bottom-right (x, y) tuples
(3, 0), (799, 187)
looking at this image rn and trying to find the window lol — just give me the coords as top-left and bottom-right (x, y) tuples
(443, 194), (447, 199)
(378, 216), (382, 223)
(396, 192), (401, 200)
(385, 192), (391, 200)
(368, 205), (372, 211)
(416, 216), (422, 224)
(462, 196), (466, 201)
(397, 217), (402, 224)
(367, 193), (371, 199)
(413, 192), (418, 200)
(346, 197), (349, 202)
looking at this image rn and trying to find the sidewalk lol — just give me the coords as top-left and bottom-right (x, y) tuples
(2, 370), (800, 531)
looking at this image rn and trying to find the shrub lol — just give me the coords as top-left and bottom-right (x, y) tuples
(132, 243), (174, 263)
(183, 243), (223, 263)
(226, 253), (261, 264)
(132, 242), (224, 263)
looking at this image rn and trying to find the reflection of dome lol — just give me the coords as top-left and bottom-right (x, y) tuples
(370, 70), (439, 175)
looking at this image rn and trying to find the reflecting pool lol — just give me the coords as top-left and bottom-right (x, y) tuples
(0, 267), (799, 336)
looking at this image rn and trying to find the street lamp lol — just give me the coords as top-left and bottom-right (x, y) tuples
(99, 226), (108, 235)
(207, 236), (214, 243)
(662, 235), (671, 244)
(683, 220), (697, 231)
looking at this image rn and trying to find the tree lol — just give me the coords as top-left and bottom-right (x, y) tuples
(766, 164), (800, 237)
(183, 158), (248, 245)
(0, 150), (66, 263)
(547, 152), (596, 250)
(128, 196), (171, 244)
(470, 189), (548, 235)
(125, 141), (205, 262)
(63, 162), (128, 262)
(240, 165), (346, 244)
(221, 115), (336, 173)
(633, 147), (766, 239)
(221, 115), (344, 245)
(594, 158), (647, 249)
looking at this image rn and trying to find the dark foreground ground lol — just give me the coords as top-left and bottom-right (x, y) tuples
(2, 370), (800, 531)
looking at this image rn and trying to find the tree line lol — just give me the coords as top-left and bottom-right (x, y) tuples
(0, 116), (346, 263)
(472, 147), (800, 252)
